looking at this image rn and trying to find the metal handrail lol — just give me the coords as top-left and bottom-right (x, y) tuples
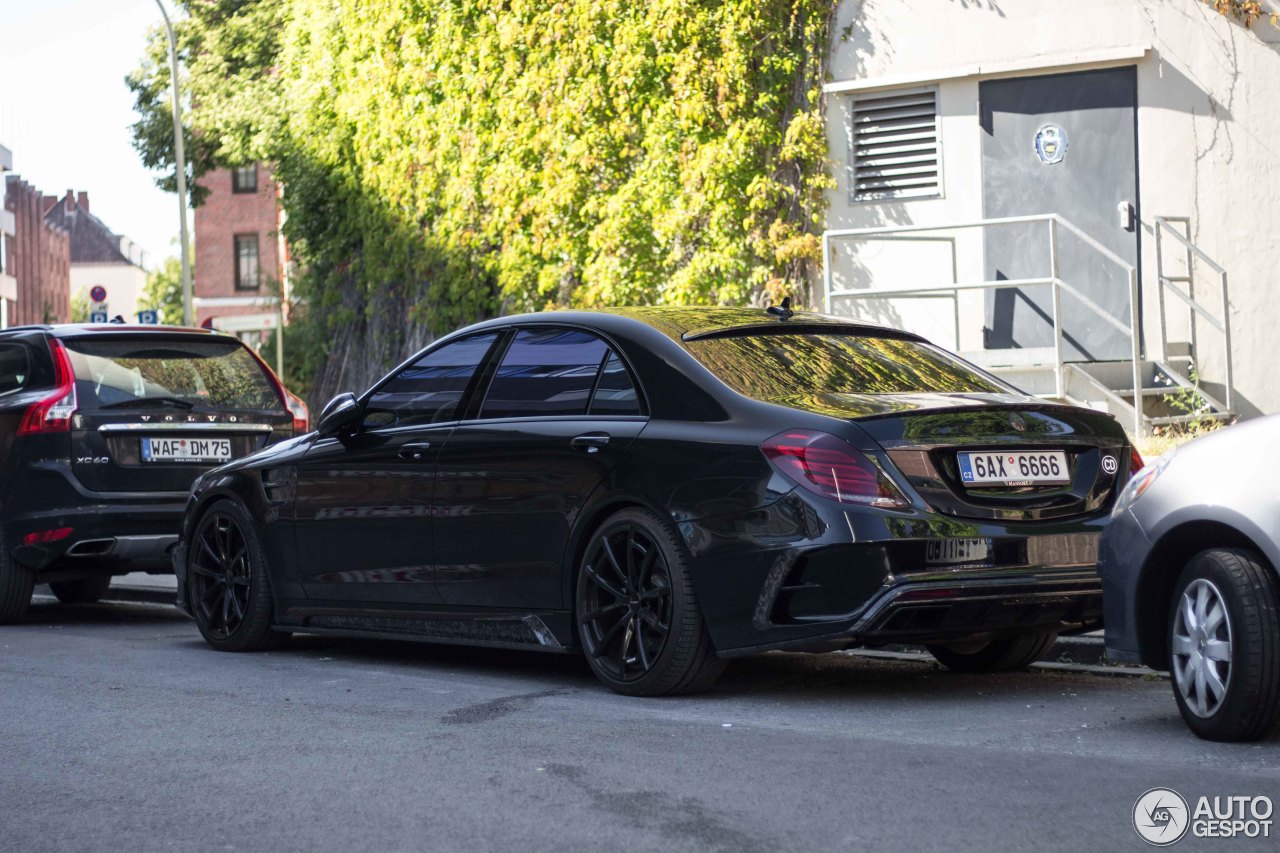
(821, 214), (1144, 438)
(1153, 216), (1234, 415)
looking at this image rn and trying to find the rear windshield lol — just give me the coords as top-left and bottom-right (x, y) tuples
(63, 337), (281, 412)
(685, 333), (1005, 398)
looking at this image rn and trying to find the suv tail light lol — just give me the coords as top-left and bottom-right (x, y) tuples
(761, 430), (908, 509)
(244, 346), (308, 433)
(284, 390), (310, 434)
(18, 340), (77, 435)
(1129, 446), (1144, 478)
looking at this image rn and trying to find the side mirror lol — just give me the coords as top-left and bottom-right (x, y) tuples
(316, 392), (361, 436)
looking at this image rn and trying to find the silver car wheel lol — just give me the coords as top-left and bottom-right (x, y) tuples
(1171, 578), (1233, 719)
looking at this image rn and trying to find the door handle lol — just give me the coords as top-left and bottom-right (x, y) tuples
(398, 441), (432, 461)
(571, 432), (611, 454)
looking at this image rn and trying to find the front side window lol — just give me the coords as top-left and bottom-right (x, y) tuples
(480, 328), (610, 419)
(234, 235), (260, 290)
(232, 164), (258, 193)
(363, 332), (500, 430)
(63, 338), (280, 411)
(0, 343), (29, 395)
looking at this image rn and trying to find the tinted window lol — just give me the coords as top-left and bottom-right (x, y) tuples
(481, 329), (608, 419)
(63, 338), (281, 411)
(0, 344), (29, 395)
(589, 352), (641, 416)
(686, 333), (1005, 398)
(365, 332), (498, 429)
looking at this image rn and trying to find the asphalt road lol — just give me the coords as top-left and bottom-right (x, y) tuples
(2, 596), (1277, 853)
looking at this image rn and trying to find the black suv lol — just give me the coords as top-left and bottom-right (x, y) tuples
(0, 323), (305, 622)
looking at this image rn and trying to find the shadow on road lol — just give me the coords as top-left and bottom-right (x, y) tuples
(21, 596), (189, 627)
(11, 596), (1172, 713)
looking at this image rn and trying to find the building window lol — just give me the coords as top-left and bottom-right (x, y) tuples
(231, 164), (258, 194)
(234, 234), (260, 290)
(850, 87), (940, 201)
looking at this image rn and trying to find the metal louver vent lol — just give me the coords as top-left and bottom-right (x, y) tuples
(851, 89), (940, 201)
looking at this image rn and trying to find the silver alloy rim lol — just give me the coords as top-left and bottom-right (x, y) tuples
(1171, 578), (1233, 718)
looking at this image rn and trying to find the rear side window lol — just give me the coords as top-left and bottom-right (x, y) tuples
(685, 333), (1005, 398)
(364, 332), (499, 429)
(589, 352), (640, 416)
(63, 337), (281, 411)
(481, 329), (610, 419)
(0, 344), (30, 395)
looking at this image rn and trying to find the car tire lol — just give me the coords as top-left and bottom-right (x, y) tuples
(0, 540), (34, 625)
(49, 575), (113, 605)
(926, 632), (1058, 673)
(1168, 548), (1280, 742)
(187, 499), (290, 653)
(576, 507), (725, 696)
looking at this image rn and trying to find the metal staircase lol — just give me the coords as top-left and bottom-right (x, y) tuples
(820, 215), (1236, 437)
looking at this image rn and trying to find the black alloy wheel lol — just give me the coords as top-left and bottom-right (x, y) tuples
(925, 631), (1058, 673)
(576, 507), (724, 696)
(188, 500), (287, 652)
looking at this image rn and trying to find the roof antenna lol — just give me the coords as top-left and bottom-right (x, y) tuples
(109, 315), (126, 324)
(766, 296), (794, 320)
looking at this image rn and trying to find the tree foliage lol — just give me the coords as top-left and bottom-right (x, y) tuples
(1203, 0), (1279, 27)
(140, 256), (186, 325)
(130, 0), (833, 398)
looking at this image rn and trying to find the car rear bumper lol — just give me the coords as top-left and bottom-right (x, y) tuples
(7, 501), (186, 572)
(683, 491), (1110, 656)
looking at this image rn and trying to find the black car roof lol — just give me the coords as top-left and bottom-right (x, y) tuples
(487, 306), (927, 344)
(2, 323), (232, 340)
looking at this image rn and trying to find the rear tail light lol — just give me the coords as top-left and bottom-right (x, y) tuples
(22, 527), (73, 546)
(243, 346), (308, 433)
(284, 390), (310, 434)
(761, 430), (909, 509)
(17, 340), (77, 436)
(1129, 447), (1144, 478)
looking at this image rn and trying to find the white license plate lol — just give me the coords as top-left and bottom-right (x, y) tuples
(925, 538), (992, 565)
(141, 437), (232, 463)
(957, 450), (1070, 486)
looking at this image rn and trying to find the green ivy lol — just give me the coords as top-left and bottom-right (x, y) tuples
(131, 0), (833, 391)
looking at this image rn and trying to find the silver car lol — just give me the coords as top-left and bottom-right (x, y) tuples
(1100, 415), (1280, 741)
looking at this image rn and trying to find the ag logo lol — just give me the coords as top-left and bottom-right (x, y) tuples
(1134, 788), (1190, 846)
(1101, 455), (1119, 475)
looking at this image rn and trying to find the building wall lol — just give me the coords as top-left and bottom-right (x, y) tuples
(71, 264), (148, 319)
(3, 176), (69, 325)
(193, 163), (284, 327)
(825, 0), (1280, 417)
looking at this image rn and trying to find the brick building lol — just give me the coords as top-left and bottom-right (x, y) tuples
(3, 174), (70, 326)
(44, 190), (148, 318)
(193, 163), (288, 328)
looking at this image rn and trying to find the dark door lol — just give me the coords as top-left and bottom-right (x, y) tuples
(293, 332), (501, 604)
(433, 329), (646, 610)
(981, 67), (1139, 361)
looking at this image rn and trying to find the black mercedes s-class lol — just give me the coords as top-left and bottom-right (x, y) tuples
(174, 306), (1138, 695)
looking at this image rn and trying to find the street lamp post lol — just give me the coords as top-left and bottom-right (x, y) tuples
(154, 0), (194, 326)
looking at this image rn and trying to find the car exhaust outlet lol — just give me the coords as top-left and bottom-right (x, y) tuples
(66, 539), (116, 557)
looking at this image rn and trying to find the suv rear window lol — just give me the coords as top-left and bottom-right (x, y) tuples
(63, 337), (281, 411)
(685, 333), (1005, 398)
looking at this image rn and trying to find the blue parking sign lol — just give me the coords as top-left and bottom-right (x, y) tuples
(90, 311), (108, 323)
(137, 309), (159, 325)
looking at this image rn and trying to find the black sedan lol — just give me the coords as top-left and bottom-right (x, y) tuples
(173, 307), (1136, 695)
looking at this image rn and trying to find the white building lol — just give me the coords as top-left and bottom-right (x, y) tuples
(0, 143), (14, 322)
(44, 190), (148, 318)
(822, 0), (1280, 435)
